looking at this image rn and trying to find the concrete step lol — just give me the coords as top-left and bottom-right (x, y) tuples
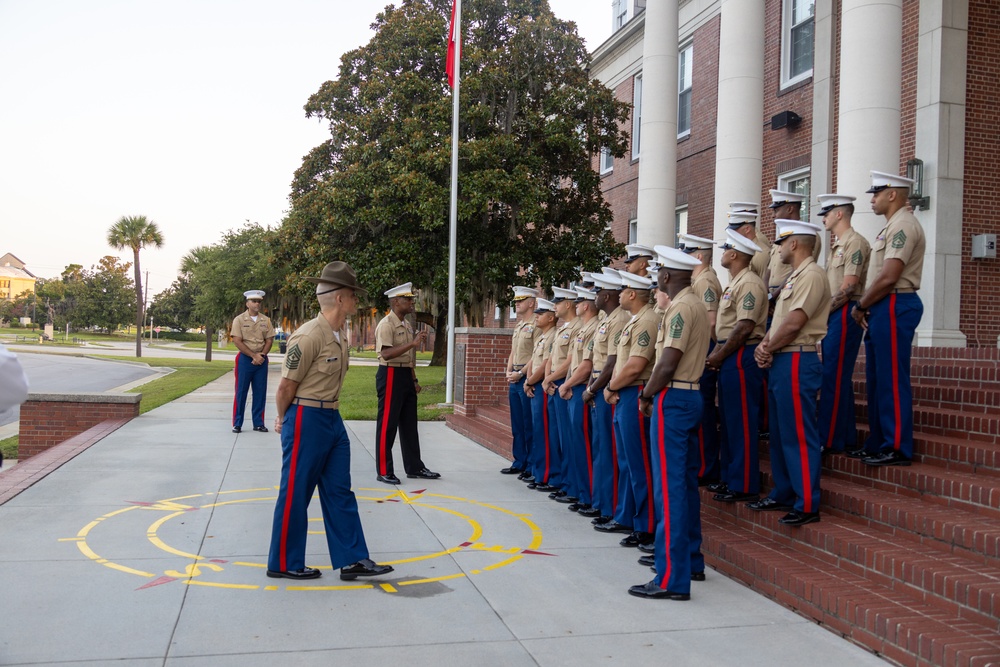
(701, 514), (1000, 667)
(852, 423), (1000, 477)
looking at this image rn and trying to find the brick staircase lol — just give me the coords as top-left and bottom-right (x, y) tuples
(446, 348), (1000, 666)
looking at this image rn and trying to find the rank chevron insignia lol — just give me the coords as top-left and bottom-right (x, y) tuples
(851, 249), (863, 266)
(284, 344), (302, 370)
(891, 230), (907, 249)
(636, 329), (651, 347)
(669, 313), (685, 339)
(704, 288), (717, 303)
(742, 292), (756, 310)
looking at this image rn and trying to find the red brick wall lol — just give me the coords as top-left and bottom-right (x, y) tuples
(960, 0), (1000, 346)
(454, 329), (512, 416)
(595, 74), (642, 248)
(19, 399), (140, 458)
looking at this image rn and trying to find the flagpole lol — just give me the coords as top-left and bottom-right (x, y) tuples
(445, 0), (461, 405)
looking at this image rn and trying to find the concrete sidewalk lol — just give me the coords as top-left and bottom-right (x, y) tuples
(0, 375), (887, 666)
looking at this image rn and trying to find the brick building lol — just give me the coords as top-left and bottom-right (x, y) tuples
(590, 0), (999, 347)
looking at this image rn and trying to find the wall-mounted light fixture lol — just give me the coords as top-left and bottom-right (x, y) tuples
(771, 111), (802, 131)
(906, 158), (930, 210)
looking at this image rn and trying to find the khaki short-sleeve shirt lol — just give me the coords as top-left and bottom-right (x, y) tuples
(771, 257), (831, 346)
(871, 208), (925, 290)
(230, 311), (275, 354)
(568, 316), (599, 376)
(530, 328), (555, 371)
(766, 244), (793, 290)
(827, 226), (871, 298)
(716, 267), (768, 341)
(655, 287), (711, 384)
(589, 307), (629, 374)
(282, 315), (349, 402)
(750, 230), (772, 278)
(510, 317), (537, 368)
(375, 311), (415, 367)
(549, 317), (581, 368)
(692, 267), (722, 313)
(614, 304), (660, 384)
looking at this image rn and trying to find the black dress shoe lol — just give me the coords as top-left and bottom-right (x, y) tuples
(706, 482), (729, 493)
(697, 477), (720, 487)
(500, 466), (524, 475)
(232, 427), (241, 433)
(526, 482), (538, 489)
(377, 474), (401, 484)
(591, 515), (613, 525)
(637, 542), (655, 554)
(253, 425), (269, 432)
(758, 430), (770, 441)
(628, 581), (690, 600)
(534, 484), (556, 492)
(566, 503), (582, 511)
(862, 451), (911, 467)
(845, 448), (873, 459)
(521, 474), (536, 483)
(778, 510), (820, 527)
(548, 490), (567, 499)
(578, 506), (602, 517)
(746, 497), (793, 512)
(554, 495), (577, 504)
(637, 554), (655, 567)
(340, 558), (395, 580)
(691, 571), (706, 582)
(620, 531), (653, 547)
(713, 490), (760, 503)
(594, 520), (633, 534)
(266, 567), (321, 580)
(407, 468), (441, 479)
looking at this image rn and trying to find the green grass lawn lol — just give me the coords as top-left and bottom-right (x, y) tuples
(90, 356), (235, 414)
(0, 435), (16, 462)
(338, 365), (450, 420)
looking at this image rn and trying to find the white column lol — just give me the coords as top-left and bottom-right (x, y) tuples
(712, 0), (765, 246)
(811, 0), (836, 261)
(914, 0), (968, 347)
(635, 0), (679, 247)
(837, 0), (903, 245)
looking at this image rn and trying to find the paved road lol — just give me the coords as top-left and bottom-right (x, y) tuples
(0, 352), (161, 427)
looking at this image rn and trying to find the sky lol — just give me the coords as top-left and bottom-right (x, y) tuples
(0, 0), (612, 299)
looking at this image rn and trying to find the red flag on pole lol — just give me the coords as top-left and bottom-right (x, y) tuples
(446, 0), (460, 88)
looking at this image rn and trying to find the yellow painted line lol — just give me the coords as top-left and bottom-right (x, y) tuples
(184, 580), (261, 590)
(58, 537), (85, 542)
(161, 493), (208, 502)
(75, 520), (103, 538)
(103, 561), (155, 577)
(379, 583), (397, 593)
(199, 496), (276, 509)
(397, 573), (468, 585)
(288, 584), (374, 591)
(232, 561), (268, 569)
(483, 555), (523, 571)
(264, 585), (279, 591)
(216, 487), (275, 495)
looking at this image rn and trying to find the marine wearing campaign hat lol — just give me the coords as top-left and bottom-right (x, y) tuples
(852, 169), (925, 467)
(752, 218), (830, 527)
(706, 230), (768, 503)
(502, 284), (541, 476)
(230, 288), (275, 433)
(816, 193), (870, 456)
(630, 244), (710, 600)
(373, 281), (438, 484)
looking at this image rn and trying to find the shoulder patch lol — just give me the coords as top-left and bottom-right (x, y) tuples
(851, 249), (863, 266)
(891, 230), (907, 249)
(636, 330), (651, 348)
(284, 344), (302, 370)
(613, 331), (622, 346)
(742, 292), (756, 311)
(704, 288), (717, 303)
(669, 313), (685, 339)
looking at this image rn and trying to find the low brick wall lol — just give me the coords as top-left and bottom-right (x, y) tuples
(453, 328), (512, 417)
(18, 393), (142, 459)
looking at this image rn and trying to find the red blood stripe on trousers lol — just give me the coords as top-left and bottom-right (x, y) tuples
(583, 405), (594, 493)
(279, 406), (304, 572)
(655, 390), (671, 589)
(638, 384), (655, 534)
(611, 403), (618, 512)
(889, 294), (902, 451)
(378, 367), (395, 475)
(232, 357), (240, 425)
(826, 303), (849, 449)
(542, 393), (551, 483)
(790, 353), (814, 513)
(736, 348), (751, 491)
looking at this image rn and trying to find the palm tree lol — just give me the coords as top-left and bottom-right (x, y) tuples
(107, 215), (164, 357)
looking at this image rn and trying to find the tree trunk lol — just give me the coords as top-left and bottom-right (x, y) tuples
(133, 250), (143, 357)
(204, 326), (214, 362)
(431, 309), (448, 367)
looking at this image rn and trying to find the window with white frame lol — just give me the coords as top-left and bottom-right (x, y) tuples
(782, 0), (815, 88)
(632, 73), (642, 160)
(677, 43), (693, 137)
(613, 0), (628, 31)
(675, 207), (688, 246)
(600, 148), (614, 175)
(778, 167), (811, 220)
(628, 218), (638, 244)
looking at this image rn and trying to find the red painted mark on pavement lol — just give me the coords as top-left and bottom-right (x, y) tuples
(137, 576), (177, 590)
(521, 550), (556, 556)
